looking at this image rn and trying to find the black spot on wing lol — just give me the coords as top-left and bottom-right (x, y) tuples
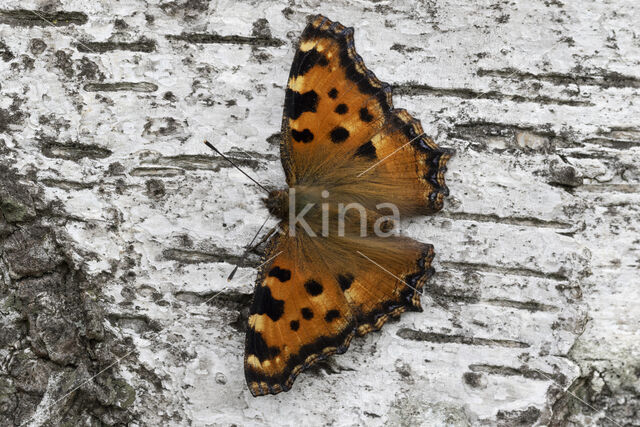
(290, 320), (300, 331)
(359, 107), (374, 122)
(291, 128), (314, 143)
(268, 266), (291, 282)
(328, 88), (338, 99)
(290, 48), (329, 78)
(337, 273), (354, 291)
(285, 89), (319, 120)
(354, 141), (376, 160)
(324, 309), (340, 322)
(334, 103), (348, 114)
(250, 285), (285, 321)
(246, 328), (280, 362)
(330, 126), (349, 143)
(304, 279), (323, 296)
(301, 307), (314, 320)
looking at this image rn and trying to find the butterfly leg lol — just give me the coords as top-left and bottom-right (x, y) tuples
(248, 224), (283, 254)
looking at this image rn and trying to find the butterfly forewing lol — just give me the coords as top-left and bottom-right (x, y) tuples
(281, 15), (393, 185)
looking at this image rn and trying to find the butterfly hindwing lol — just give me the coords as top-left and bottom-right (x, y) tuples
(245, 231), (435, 396)
(355, 109), (452, 215)
(316, 235), (436, 336)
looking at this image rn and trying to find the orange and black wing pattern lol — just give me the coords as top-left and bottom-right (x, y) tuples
(244, 232), (356, 396)
(279, 14), (451, 213)
(279, 14), (392, 184)
(244, 231), (434, 396)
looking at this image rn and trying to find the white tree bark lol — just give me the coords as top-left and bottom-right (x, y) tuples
(0, 0), (638, 425)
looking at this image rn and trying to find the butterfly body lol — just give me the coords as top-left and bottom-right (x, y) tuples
(264, 189), (289, 220)
(245, 15), (451, 396)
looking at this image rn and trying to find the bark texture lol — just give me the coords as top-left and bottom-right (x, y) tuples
(0, 0), (638, 425)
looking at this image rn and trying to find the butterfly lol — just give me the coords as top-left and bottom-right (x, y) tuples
(244, 14), (451, 396)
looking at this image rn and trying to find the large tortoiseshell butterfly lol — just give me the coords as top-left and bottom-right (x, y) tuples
(244, 14), (451, 396)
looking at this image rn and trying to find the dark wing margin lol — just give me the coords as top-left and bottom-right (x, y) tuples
(245, 323), (356, 396)
(354, 244), (435, 337)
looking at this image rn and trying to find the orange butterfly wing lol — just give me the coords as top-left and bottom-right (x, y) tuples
(244, 232), (356, 396)
(280, 15), (451, 212)
(245, 232), (434, 396)
(280, 15), (390, 185)
(245, 14), (451, 396)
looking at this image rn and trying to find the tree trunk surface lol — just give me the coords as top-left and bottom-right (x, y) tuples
(0, 1), (638, 425)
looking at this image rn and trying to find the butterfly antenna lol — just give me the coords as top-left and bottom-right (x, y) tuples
(227, 215), (270, 281)
(203, 141), (270, 194)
